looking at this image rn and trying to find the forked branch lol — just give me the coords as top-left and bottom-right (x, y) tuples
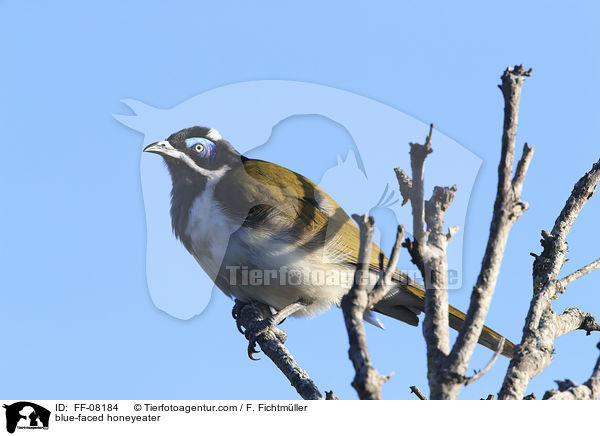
(499, 159), (600, 400)
(341, 214), (393, 400)
(448, 65), (533, 381)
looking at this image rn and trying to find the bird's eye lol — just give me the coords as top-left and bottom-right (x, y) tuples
(185, 137), (215, 159)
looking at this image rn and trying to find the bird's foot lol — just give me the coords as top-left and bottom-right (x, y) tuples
(232, 299), (307, 360)
(232, 300), (249, 335)
(268, 300), (308, 325)
(244, 318), (286, 360)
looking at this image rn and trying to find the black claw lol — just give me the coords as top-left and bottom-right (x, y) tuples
(244, 322), (270, 360)
(247, 343), (261, 360)
(232, 301), (282, 361)
(236, 318), (245, 335)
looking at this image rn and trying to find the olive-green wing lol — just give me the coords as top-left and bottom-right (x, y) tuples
(219, 159), (514, 357)
(219, 158), (424, 291)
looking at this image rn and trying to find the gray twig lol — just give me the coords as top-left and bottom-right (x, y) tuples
(325, 390), (339, 400)
(499, 159), (600, 400)
(397, 66), (534, 400)
(233, 300), (323, 400)
(447, 65), (533, 388)
(368, 225), (405, 307)
(543, 343), (600, 400)
(559, 257), (600, 288)
(464, 337), (505, 386)
(409, 385), (428, 400)
(341, 214), (392, 400)
(556, 308), (600, 337)
(397, 124), (456, 399)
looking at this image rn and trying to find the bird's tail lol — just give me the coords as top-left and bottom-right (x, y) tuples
(374, 282), (515, 358)
(448, 303), (514, 358)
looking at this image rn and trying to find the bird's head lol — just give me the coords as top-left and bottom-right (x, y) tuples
(143, 126), (241, 183)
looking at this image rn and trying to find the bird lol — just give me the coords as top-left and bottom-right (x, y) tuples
(143, 126), (514, 358)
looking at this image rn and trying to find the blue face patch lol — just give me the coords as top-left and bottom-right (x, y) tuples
(185, 137), (216, 160)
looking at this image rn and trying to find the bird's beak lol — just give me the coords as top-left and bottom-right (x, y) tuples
(143, 140), (174, 155)
(144, 141), (180, 158)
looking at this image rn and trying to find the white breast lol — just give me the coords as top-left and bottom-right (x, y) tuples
(183, 176), (354, 317)
(207, 218), (354, 317)
(184, 177), (239, 281)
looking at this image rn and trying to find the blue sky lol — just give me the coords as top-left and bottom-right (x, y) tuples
(1, 1), (599, 400)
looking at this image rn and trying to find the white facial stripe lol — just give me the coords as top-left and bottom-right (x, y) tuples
(205, 128), (222, 142)
(180, 153), (230, 180)
(159, 140), (229, 180)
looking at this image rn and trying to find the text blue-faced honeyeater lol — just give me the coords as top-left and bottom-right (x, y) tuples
(144, 126), (514, 357)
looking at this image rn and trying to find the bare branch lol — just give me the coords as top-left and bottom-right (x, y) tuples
(552, 164), (600, 241)
(498, 66), (530, 193)
(408, 123), (434, 246)
(369, 225), (405, 307)
(382, 225), (404, 286)
(394, 168), (412, 206)
(543, 343), (600, 400)
(325, 391), (339, 400)
(233, 300), (323, 400)
(448, 66), (533, 382)
(409, 385), (428, 400)
(464, 337), (505, 386)
(425, 185), (457, 248)
(529, 160), (600, 324)
(398, 125), (456, 399)
(341, 214), (391, 400)
(499, 159), (600, 400)
(556, 308), (600, 338)
(586, 344), (600, 399)
(559, 257), (600, 288)
(446, 225), (459, 242)
(511, 142), (534, 198)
